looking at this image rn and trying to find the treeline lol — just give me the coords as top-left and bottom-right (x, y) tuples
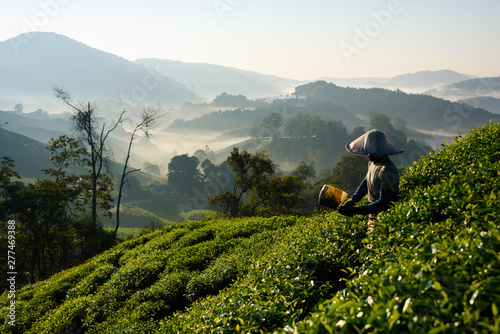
(166, 148), (313, 217)
(169, 97), (359, 132)
(0, 143), (115, 290)
(250, 111), (432, 176)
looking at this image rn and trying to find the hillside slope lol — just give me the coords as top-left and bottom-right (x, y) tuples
(0, 110), (71, 144)
(1, 122), (499, 333)
(0, 128), (50, 178)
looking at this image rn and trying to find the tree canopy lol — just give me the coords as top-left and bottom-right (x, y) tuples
(167, 154), (203, 197)
(209, 148), (304, 217)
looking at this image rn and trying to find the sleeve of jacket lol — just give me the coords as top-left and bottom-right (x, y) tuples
(350, 176), (368, 203)
(354, 167), (399, 215)
(353, 188), (396, 215)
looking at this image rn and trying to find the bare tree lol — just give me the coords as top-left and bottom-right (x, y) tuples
(115, 105), (165, 236)
(54, 87), (126, 229)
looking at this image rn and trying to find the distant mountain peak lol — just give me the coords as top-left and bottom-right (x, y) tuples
(387, 70), (472, 87)
(0, 32), (193, 107)
(134, 58), (300, 99)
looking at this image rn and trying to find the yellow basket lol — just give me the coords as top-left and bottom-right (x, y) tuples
(318, 185), (348, 209)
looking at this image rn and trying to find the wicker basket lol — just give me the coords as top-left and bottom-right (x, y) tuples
(318, 185), (348, 209)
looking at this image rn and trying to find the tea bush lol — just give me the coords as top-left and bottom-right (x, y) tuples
(0, 209), (308, 333)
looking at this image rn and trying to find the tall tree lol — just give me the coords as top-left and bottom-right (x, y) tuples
(54, 87), (124, 228)
(167, 154), (203, 197)
(200, 159), (234, 193)
(227, 148), (275, 216)
(115, 105), (164, 236)
(291, 161), (316, 183)
(43, 135), (87, 183)
(43, 136), (115, 260)
(209, 148), (274, 217)
(43, 135), (113, 225)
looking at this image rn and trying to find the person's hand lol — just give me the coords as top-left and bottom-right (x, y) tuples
(343, 199), (356, 207)
(338, 205), (357, 217)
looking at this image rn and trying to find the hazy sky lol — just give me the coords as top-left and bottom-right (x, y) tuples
(2, 0), (499, 80)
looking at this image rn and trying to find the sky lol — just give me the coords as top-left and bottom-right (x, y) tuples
(1, 0), (499, 80)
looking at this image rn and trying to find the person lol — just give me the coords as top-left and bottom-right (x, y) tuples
(338, 129), (403, 231)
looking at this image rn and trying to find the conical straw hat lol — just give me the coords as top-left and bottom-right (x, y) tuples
(346, 129), (403, 156)
(318, 185), (348, 209)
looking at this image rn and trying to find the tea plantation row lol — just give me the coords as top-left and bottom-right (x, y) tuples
(0, 121), (498, 333)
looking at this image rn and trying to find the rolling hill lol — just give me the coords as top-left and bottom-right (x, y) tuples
(294, 81), (499, 132)
(0, 108), (167, 177)
(0, 128), (50, 179)
(167, 99), (359, 133)
(461, 96), (500, 114)
(1, 121), (498, 333)
(0, 109), (71, 144)
(425, 76), (500, 101)
(168, 81), (499, 137)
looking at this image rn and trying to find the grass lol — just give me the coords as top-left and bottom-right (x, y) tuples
(105, 227), (144, 239)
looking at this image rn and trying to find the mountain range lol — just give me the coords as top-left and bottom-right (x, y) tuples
(320, 69), (474, 91)
(2, 32), (499, 114)
(0, 32), (193, 111)
(134, 58), (301, 100)
(0, 32), (298, 113)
